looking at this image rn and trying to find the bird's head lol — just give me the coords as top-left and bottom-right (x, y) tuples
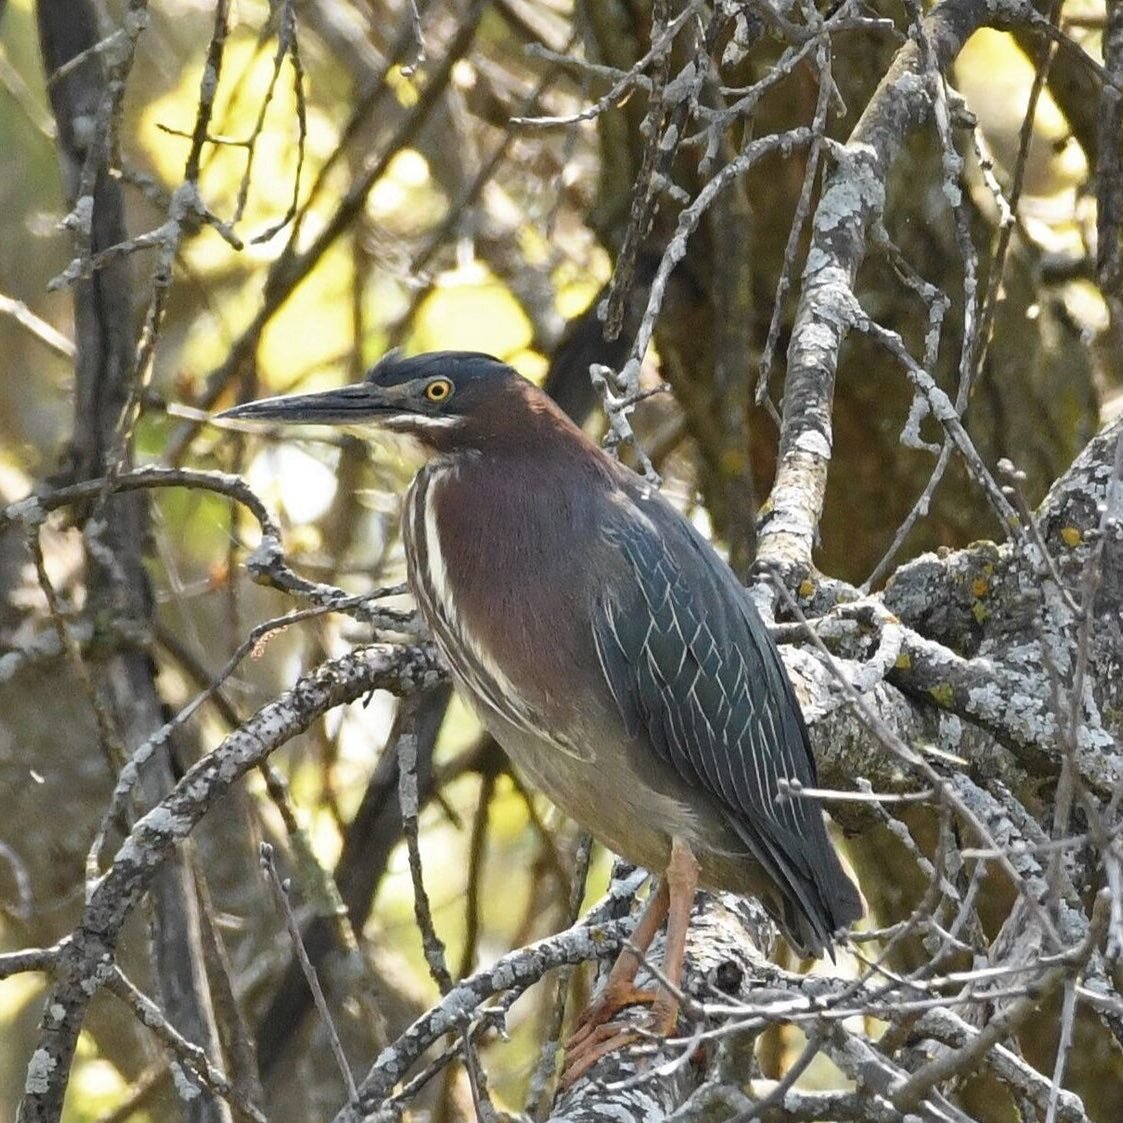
(217, 350), (542, 453)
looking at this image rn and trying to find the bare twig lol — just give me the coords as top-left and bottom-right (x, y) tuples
(260, 842), (358, 1105)
(397, 721), (454, 994)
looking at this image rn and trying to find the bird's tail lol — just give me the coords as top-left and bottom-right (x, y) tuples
(730, 810), (863, 959)
(773, 857), (863, 960)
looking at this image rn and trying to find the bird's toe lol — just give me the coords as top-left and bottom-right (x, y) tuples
(560, 1023), (642, 1088)
(561, 992), (684, 1087)
(567, 982), (657, 1050)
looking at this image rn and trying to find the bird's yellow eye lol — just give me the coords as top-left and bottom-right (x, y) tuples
(424, 379), (453, 403)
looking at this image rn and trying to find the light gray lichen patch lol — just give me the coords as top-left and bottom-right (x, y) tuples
(170, 1061), (201, 1101)
(793, 429), (832, 459)
(143, 805), (188, 838)
(815, 149), (884, 235)
(25, 1048), (56, 1095)
(966, 677), (1055, 747)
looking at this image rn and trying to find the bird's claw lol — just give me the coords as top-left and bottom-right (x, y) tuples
(560, 990), (681, 1089)
(566, 983), (657, 1052)
(560, 1022), (643, 1088)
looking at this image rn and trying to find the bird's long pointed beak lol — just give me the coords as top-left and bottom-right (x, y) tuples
(216, 383), (396, 426)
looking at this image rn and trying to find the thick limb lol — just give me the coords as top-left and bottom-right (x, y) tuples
(561, 839), (700, 1087)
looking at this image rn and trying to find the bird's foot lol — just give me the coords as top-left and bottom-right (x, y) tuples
(560, 1022), (644, 1087)
(566, 982), (656, 1052)
(560, 992), (679, 1089)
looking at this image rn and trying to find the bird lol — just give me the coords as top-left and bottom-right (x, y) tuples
(219, 350), (862, 1081)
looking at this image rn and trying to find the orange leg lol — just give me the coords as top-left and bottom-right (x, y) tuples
(566, 878), (670, 1051)
(561, 840), (700, 1087)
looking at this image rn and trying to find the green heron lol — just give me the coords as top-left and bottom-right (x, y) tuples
(220, 351), (861, 1080)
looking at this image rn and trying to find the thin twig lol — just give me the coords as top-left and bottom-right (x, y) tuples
(260, 842), (358, 1106)
(397, 723), (454, 994)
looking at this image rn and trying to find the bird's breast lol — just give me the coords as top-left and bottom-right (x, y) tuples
(403, 462), (599, 754)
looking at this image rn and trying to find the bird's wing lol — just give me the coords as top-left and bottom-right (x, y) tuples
(592, 499), (854, 946)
